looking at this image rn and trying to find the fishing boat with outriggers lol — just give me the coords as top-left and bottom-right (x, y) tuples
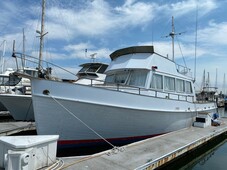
(14, 45), (217, 148)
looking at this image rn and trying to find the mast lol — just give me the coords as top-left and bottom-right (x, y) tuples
(201, 69), (205, 90)
(22, 28), (25, 68)
(206, 72), (210, 90)
(223, 73), (226, 94)
(0, 40), (6, 73)
(170, 16), (175, 61)
(37, 0), (46, 70)
(165, 16), (185, 61)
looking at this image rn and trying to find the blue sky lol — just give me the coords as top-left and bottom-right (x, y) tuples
(0, 0), (227, 91)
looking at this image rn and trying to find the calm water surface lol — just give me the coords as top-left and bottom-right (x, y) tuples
(161, 108), (227, 170)
(189, 108), (227, 170)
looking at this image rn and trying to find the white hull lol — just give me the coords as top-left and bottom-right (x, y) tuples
(0, 94), (34, 121)
(31, 78), (216, 146)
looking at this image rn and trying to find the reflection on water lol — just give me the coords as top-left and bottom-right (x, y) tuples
(218, 107), (227, 118)
(182, 138), (227, 170)
(188, 108), (227, 170)
(158, 108), (227, 170)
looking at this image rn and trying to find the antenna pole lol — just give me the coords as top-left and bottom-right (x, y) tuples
(223, 73), (226, 94)
(13, 40), (19, 70)
(215, 68), (218, 89)
(85, 49), (87, 58)
(194, 3), (198, 82)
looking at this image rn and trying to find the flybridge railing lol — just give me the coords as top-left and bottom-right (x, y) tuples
(176, 64), (192, 77)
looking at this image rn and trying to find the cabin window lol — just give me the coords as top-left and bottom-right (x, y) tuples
(0, 76), (9, 85)
(185, 81), (192, 93)
(87, 65), (100, 73)
(78, 66), (89, 73)
(105, 74), (115, 83)
(24, 70), (38, 77)
(0, 75), (21, 86)
(176, 79), (184, 93)
(97, 65), (108, 73)
(128, 70), (147, 87)
(115, 71), (129, 84)
(105, 71), (129, 84)
(150, 74), (163, 90)
(164, 76), (175, 91)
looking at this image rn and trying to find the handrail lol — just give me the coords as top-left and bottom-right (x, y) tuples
(175, 63), (192, 77)
(13, 52), (78, 78)
(89, 80), (195, 102)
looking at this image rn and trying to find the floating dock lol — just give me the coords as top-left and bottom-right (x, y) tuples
(57, 118), (227, 170)
(1, 117), (226, 169)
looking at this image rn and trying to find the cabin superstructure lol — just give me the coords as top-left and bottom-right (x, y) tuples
(104, 46), (195, 101)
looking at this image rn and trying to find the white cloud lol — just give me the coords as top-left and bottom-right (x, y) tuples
(64, 42), (94, 52)
(42, 0), (157, 40)
(198, 21), (227, 45)
(41, 0), (218, 41)
(170, 0), (218, 17)
(115, 1), (155, 26)
(64, 42), (111, 60)
(45, 0), (114, 38)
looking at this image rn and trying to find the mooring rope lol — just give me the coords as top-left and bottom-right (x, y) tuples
(50, 95), (116, 148)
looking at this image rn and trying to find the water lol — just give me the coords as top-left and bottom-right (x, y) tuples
(188, 140), (227, 170)
(159, 108), (227, 170)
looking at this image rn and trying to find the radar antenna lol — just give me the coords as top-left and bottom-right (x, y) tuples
(90, 53), (97, 63)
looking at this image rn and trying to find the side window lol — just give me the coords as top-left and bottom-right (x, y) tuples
(185, 81), (192, 93)
(115, 72), (129, 84)
(176, 79), (184, 93)
(105, 71), (129, 84)
(128, 70), (148, 87)
(105, 74), (115, 83)
(164, 76), (175, 91)
(150, 74), (163, 90)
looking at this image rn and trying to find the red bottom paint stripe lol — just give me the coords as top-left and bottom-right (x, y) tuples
(58, 133), (167, 147)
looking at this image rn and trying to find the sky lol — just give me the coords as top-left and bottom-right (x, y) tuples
(0, 0), (227, 92)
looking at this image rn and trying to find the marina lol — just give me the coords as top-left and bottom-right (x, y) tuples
(1, 0), (227, 169)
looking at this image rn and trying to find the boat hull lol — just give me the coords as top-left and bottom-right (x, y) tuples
(0, 94), (34, 121)
(0, 102), (7, 111)
(31, 78), (216, 148)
